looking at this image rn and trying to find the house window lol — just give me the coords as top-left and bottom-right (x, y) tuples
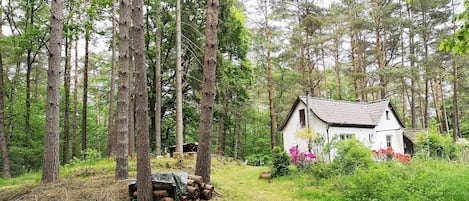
(369, 134), (374, 143)
(299, 109), (306, 127)
(340, 134), (354, 141)
(386, 111), (390, 120)
(386, 135), (392, 148)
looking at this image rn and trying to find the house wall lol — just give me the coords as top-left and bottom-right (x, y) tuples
(282, 102), (310, 153)
(327, 126), (375, 159)
(373, 105), (404, 153)
(282, 101), (405, 161)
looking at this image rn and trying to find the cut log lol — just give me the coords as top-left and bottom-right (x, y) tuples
(200, 189), (213, 200)
(186, 185), (200, 198)
(153, 190), (169, 197)
(188, 175), (203, 185)
(203, 183), (214, 191)
(159, 197), (175, 201)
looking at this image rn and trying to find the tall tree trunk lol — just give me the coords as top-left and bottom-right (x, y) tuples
(400, 0), (407, 125)
(154, 0), (162, 154)
(72, 38), (79, 158)
(333, 37), (341, 99)
(63, 25), (72, 165)
(234, 108), (241, 160)
(373, 2), (386, 99)
(133, 0), (152, 198)
(128, 40), (135, 157)
(42, 0), (63, 183)
(0, 11), (11, 178)
(407, 2), (417, 129)
(115, 0), (130, 181)
(195, 0), (219, 184)
(264, 0), (276, 149)
(24, 0), (35, 172)
(175, 0), (184, 153)
(107, 0), (117, 157)
(347, 0), (359, 100)
(451, 0), (461, 140)
(82, 28), (89, 159)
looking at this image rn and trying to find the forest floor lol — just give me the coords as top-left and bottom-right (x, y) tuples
(0, 156), (317, 201)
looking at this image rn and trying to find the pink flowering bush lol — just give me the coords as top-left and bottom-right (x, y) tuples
(289, 146), (316, 167)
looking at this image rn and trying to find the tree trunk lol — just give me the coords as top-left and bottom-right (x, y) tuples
(175, 0), (184, 153)
(132, 0), (152, 199)
(195, 0), (219, 184)
(128, 40), (135, 158)
(72, 38), (79, 158)
(347, 0), (359, 100)
(265, 0), (276, 149)
(333, 37), (341, 99)
(42, 0), (63, 183)
(82, 28), (89, 159)
(407, 2), (417, 129)
(0, 12), (11, 178)
(155, 0), (162, 154)
(451, 0), (461, 140)
(115, 0), (130, 181)
(234, 108), (241, 160)
(107, 0), (117, 157)
(63, 25), (72, 165)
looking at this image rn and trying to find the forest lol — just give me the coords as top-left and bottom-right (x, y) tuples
(0, 0), (468, 194)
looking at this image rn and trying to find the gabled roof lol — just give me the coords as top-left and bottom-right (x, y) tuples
(279, 97), (405, 131)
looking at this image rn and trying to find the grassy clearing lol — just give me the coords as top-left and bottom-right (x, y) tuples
(1, 157), (468, 201)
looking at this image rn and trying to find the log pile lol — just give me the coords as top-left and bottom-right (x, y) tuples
(180, 175), (215, 201)
(129, 174), (215, 201)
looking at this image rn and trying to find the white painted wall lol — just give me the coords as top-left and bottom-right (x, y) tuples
(282, 101), (405, 161)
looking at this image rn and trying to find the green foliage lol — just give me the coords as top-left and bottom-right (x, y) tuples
(270, 147), (291, 178)
(332, 139), (374, 175)
(244, 153), (271, 166)
(416, 127), (458, 160)
(333, 159), (469, 201)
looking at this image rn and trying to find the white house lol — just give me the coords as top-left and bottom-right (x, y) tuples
(280, 96), (410, 161)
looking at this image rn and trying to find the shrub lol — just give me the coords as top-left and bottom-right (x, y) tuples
(271, 147), (291, 178)
(244, 153), (271, 166)
(372, 147), (411, 164)
(332, 138), (374, 175)
(416, 130), (458, 160)
(289, 146), (316, 168)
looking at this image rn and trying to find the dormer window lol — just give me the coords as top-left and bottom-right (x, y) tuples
(386, 110), (390, 120)
(299, 109), (306, 127)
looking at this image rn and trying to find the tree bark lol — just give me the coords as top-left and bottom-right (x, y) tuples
(63, 24), (72, 165)
(72, 37), (79, 158)
(264, 0), (276, 149)
(115, 0), (130, 181)
(155, 0), (162, 154)
(175, 0), (184, 153)
(0, 11), (11, 178)
(107, 0), (117, 157)
(196, 0), (219, 184)
(82, 28), (89, 159)
(42, 0), (63, 183)
(451, 0), (461, 140)
(132, 0), (152, 199)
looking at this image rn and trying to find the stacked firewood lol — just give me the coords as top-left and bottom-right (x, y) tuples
(181, 175), (215, 201)
(130, 174), (215, 201)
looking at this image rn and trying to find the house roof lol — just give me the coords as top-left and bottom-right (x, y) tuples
(279, 97), (405, 130)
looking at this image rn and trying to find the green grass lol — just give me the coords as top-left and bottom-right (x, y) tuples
(1, 157), (468, 200)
